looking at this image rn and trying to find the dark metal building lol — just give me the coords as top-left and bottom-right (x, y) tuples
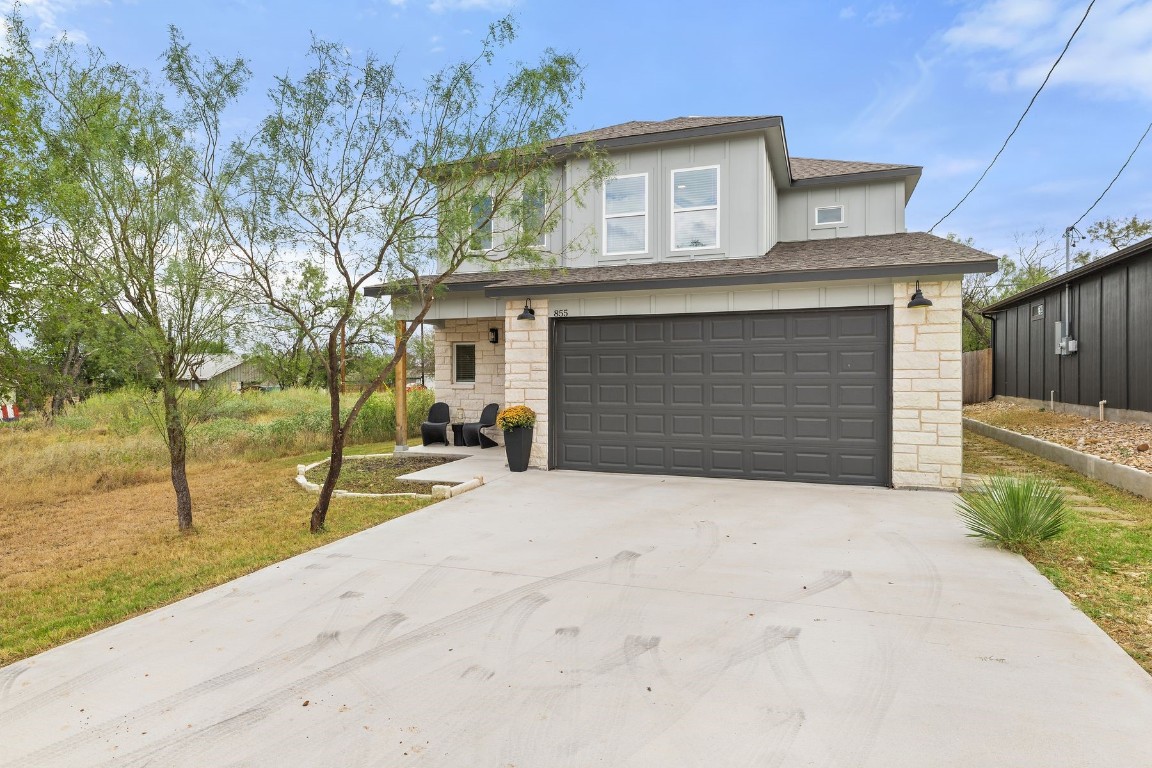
(982, 236), (1152, 414)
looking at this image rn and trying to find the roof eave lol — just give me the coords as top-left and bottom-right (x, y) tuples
(482, 259), (998, 297)
(791, 166), (922, 200)
(547, 116), (784, 158)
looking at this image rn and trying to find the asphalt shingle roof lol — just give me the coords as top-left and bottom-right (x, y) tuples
(789, 157), (919, 180)
(549, 116), (777, 146)
(547, 117), (918, 183)
(414, 232), (995, 294)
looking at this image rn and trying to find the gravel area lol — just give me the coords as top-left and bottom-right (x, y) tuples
(965, 400), (1152, 472)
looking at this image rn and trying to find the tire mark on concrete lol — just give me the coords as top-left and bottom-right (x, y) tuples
(42, 552), (637, 768)
(821, 532), (942, 768)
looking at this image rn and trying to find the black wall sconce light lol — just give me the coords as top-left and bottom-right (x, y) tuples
(488, 327), (500, 344)
(907, 281), (933, 308)
(516, 298), (536, 321)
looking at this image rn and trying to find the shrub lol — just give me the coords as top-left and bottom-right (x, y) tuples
(496, 405), (536, 431)
(956, 474), (1068, 552)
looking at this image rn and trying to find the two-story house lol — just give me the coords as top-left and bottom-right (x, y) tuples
(375, 116), (997, 490)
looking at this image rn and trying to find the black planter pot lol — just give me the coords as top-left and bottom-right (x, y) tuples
(503, 426), (533, 472)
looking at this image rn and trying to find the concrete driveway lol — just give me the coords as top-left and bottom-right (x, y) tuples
(2, 470), (1151, 767)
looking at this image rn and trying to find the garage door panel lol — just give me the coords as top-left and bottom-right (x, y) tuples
(672, 384), (704, 405)
(795, 351), (832, 374)
(710, 415), (745, 437)
(752, 352), (786, 374)
(598, 354), (628, 375)
(794, 385), (832, 407)
(597, 322), (629, 344)
(750, 315), (788, 341)
(554, 308), (890, 486)
(710, 384), (744, 405)
(794, 417), (831, 440)
(597, 413), (628, 435)
(634, 321), (664, 343)
(633, 354), (664, 374)
(709, 318), (745, 342)
(598, 384), (627, 405)
(794, 315), (833, 340)
(838, 313), (882, 340)
(670, 414), (704, 438)
(752, 384), (787, 406)
(672, 353), (704, 373)
(839, 350), (880, 373)
(710, 352), (744, 374)
(634, 384), (664, 405)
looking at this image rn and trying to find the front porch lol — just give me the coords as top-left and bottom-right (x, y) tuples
(417, 299), (550, 468)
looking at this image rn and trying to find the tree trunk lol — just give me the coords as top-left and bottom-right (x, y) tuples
(163, 384), (194, 533)
(310, 351), (345, 533)
(311, 426), (345, 533)
(963, 307), (991, 347)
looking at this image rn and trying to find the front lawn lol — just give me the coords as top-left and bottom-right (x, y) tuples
(964, 429), (1152, 674)
(0, 446), (431, 666)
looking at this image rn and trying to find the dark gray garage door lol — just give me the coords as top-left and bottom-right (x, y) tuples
(552, 308), (890, 485)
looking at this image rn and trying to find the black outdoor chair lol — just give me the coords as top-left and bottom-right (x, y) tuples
(420, 401), (451, 446)
(462, 403), (499, 448)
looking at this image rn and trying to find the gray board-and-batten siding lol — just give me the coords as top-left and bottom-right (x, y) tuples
(984, 240), (1152, 413)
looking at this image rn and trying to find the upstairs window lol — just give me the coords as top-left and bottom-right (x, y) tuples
(814, 204), (845, 226)
(604, 174), (647, 255)
(470, 196), (493, 252)
(672, 166), (719, 250)
(523, 192), (548, 248)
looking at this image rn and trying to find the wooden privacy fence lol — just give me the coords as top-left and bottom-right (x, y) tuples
(963, 348), (993, 404)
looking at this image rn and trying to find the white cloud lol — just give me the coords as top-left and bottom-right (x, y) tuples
(428, 0), (514, 12)
(932, 156), (988, 178)
(851, 54), (934, 139)
(840, 6), (858, 19)
(866, 3), (904, 26)
(943, 0), (1152, 102)
(429, 33), (444, 52)
(6, 0), (93, 44)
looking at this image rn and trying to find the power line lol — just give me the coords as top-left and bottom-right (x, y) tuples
(1069, 119), (1152, 230)
(929, 0), (1096, 233)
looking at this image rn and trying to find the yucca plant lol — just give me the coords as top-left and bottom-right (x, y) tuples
(956, 474), (1068, 552)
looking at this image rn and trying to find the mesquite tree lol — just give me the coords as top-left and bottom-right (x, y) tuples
(10, 16), (237, 532)
(168, 17), (608, 532)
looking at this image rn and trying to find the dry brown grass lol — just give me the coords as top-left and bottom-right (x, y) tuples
(0, 445), (429, 665)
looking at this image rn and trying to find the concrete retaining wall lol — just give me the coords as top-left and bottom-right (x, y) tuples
(963, 417), (1152, 500)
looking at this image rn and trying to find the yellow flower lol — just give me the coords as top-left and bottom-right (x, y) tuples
(496, 405), (536, 431)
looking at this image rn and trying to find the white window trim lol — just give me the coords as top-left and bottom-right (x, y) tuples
(452, 342), (476, 384)
(813, 204), (846, 228)
(670, 165), (720, 252)
(603, 173), (648, 256)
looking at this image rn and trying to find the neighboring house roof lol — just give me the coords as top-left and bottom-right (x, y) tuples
(371, 232), (996, 298)
(546, 116), (920, 188)
(981, 235), (1152, 314)
(180, 354), (245, 381)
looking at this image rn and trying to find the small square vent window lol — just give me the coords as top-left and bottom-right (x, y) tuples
(1031, 303), (1045, 320)
(815, 205), (844, 226)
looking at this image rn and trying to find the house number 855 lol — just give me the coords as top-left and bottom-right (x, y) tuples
(552, 309), (569, 317)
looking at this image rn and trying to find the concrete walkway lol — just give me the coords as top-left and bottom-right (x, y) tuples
(2, 472), (1151, 767)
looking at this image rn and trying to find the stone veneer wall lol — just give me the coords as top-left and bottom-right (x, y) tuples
(503, 298), (550, 468)
(891, 279), (963, 489)
(432, 318), (505, 424)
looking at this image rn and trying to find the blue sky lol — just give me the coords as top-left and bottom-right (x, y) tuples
(11, 0), (1152, 260)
